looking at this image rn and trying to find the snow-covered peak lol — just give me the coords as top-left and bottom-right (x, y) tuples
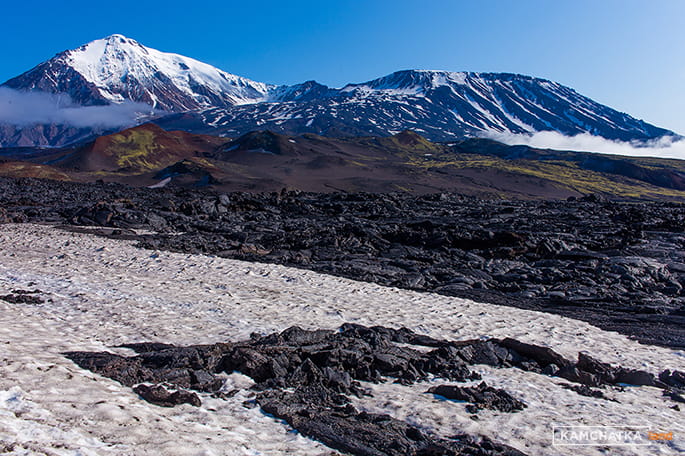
(15, 34), (276, 111)
(341, 69), (555, 96)
(341, 70), (464, 95)
(66, 34), (275, 109)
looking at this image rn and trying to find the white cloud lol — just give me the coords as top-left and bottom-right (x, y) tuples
(0, 87), (161, 128)
(484, 131), (685, 160)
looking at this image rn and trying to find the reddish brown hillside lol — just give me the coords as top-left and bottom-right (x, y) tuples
(55, 123), (230, 173)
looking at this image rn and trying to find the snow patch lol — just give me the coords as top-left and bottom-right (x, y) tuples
(0, 224), (683, 455)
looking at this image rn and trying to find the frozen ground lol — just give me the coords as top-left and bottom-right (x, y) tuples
(0, 224), (683, 455)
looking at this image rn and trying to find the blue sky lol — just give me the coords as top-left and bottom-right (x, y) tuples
(1, 0), (683, 133)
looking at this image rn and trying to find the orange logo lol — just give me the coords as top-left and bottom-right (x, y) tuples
(648, 432), (673, 441)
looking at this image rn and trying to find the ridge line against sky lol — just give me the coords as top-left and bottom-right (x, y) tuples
(1, 0), (684, 134)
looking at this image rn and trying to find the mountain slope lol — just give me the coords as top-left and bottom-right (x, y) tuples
(0, 123), (110, 148)
(8, 127), (685, 200)
(0, 160), (71, 181)
(2, 34), (273, 111)
(157, 70), (671, 142)
(49, 123), (229, 173)
(0, 35), (675, 147)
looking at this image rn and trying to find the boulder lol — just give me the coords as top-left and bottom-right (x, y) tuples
(133, 384), (201, 407)
(428, 382), (527, 413)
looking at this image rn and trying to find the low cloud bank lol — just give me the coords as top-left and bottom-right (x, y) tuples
(485, 131), (685, 160)
(0, 87), (159, 128)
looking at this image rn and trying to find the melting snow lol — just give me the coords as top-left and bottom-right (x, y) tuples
(0, 224), (682, 455)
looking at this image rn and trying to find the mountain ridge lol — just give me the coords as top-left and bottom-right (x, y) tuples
(0, 34), (675, 147)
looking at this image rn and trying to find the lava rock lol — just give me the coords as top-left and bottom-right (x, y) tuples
(659, 369), (685, 388)
(133, 384), (201, 407)
(559, 383), (614, 401)
(0, 289), (44, 304)
(428, 382), (527, 413)
(67, 324), (681, 456)
(2, 177), (685, 348)
(258, 385), (526, 456)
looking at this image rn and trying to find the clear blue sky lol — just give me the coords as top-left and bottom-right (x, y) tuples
(1, 0), (683, 133)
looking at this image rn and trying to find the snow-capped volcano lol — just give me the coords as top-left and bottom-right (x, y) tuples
(2, 34), (274, 111)
(0, 35), (675, 146)
(162, 69), (670, 142)
(353, 70), (674, 139)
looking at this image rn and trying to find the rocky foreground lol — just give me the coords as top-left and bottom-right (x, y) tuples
(66, 324), (685, 456)
(1, 176), (684, 348)
(1, 223), (684, 455)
